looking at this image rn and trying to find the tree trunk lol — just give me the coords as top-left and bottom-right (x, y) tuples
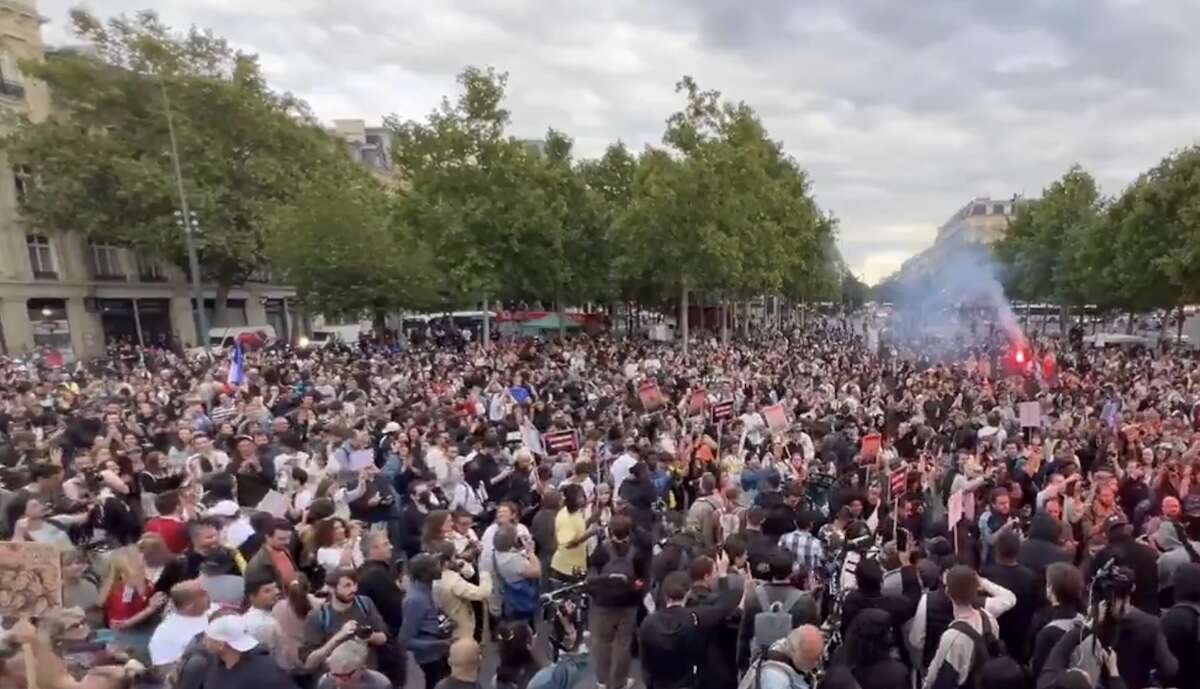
(721, 300), (729, 348)
(800, 299), (806, 328)
(680, 283), (690, 360)
(372, 308), (387, 334)
(481, 293), (490, 348)
(1059, 304), (1070, 336)
(557, 288), (566, 340)
(213, 281), (232, 328)
(1177, 304), (1186, 343)
(1126, 310), (1135, 335)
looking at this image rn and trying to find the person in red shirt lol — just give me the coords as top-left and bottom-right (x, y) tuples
(100, 545), (166, 654)
(144, 490), (189, 554)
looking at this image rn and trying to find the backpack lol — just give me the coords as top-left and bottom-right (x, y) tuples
(600, 546), (638, 588)
(751, 586), (804, 652)
(736, 658), (806, 689)
(947, 615), (1007, 688)
(1170, 601), (1200, 644)
(493, 553), (539, 619)
(317, 595), (370, 635)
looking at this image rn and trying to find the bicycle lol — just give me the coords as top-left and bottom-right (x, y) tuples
(539, 578), (590, 662)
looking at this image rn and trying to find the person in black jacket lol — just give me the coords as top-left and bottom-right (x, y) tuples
(1085, 514), (1160, 615)
(639, 569), (746, 689)
(1161, 561), (1200, 689)
(981, 531), (1035, 663)
(686, 556), (744, 689)
(840, 558), (918, 664)
(828, 608), (909, 689)
(588, 515), (649, 689)
(1028, 563), (1086, 678)
(356, 530), (404, 633)
(1019, 513), (1072, 611)
(737, 547), (819, 673)
(1039, 564), (1176, 689)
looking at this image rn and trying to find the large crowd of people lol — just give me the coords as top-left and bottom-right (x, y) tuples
(2, 313), (1200, 689)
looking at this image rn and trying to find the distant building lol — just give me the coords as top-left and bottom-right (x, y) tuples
(892, 196), (1024, 282)
(329, 119), (393, 172)
(0, 1), (300, 359)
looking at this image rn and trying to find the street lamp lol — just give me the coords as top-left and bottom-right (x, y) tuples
(160, 73), (209, 352)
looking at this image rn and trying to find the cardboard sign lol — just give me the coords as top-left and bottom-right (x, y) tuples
(638, 379), (665, 412)
(687, 389), (708, 416)
(762, 404), (788, 432)
(1019, 401), (1041, 428)
(890, 468), (907, 496)
(349, 449), (375, 471)
(0, 542), (62, 616)
(861, 432), (882, 458)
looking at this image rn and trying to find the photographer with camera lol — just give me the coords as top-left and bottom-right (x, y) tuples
(299, 568), (394, 682)
(1085, 515), (1160, 615)
(1039, 563), (1176, 689)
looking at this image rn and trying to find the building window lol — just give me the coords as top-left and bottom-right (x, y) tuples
(26, 234), (56, 278)
(971, 204), (986, 216)
(89, 242), (125, 280)
(0, 53), (25, 99)
(136, 253), (165, 282)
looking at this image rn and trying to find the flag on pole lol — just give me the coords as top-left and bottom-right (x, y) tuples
(227, 342), (245, 386)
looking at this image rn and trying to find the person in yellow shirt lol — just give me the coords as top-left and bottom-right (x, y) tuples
(550, 484), (598, 581)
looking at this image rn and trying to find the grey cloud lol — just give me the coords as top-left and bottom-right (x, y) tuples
(38, 0), (1200, 282)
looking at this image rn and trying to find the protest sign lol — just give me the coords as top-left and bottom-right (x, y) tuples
(762, 403), (788, 432)
(349, 449), (375, 471)
(712, 401), (734, 423)
(948, 490), (963, 530)
(0, 542), (61, 616)
(861, 432), (882, 458)
(545, 429), (579, 454)
(890, 467), (907, 496)
(1019, 401), (1041, 428)
(256, 490), (290, 519)
(638, 379), (665, 412)
(687, 389), (708, 416)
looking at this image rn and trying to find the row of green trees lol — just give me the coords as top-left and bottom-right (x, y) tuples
(5, 11), (849, 343)
(995, 148), (1200, 334)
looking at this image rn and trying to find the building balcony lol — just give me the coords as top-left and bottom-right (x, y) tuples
(32, 269), (58, 280)
(92, 273), (127, 282)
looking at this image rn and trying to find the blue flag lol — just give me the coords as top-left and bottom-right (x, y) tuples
(227, 341), (245, 386)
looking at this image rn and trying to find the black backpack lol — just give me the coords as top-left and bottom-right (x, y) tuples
(947, 615), (1007, 688)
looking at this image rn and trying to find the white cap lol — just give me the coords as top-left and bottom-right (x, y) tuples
(383, 421), (402, 434)
(205, 614), (258, 652)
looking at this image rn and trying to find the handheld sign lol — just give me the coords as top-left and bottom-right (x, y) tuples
(890, 467), (907, 496)
(1019, 401), (1041, 428)
(687, 389), (708, 416)
(349, 449), (375, 471)
(861, 432), (882, 458)
(712, 401), (735, 423)
(762, 404), (788, 433)
(545, 429), (579, 455)
(638, 379), (665, 413)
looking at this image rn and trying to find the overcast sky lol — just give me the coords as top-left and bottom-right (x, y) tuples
(39, 0), (1200, 284)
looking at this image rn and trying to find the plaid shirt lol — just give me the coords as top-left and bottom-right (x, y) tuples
(779, 529), (826, 574)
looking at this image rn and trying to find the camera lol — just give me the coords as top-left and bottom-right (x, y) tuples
(355, 624), (375, 640)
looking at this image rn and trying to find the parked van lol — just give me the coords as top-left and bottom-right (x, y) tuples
(309, 324), (364, 347)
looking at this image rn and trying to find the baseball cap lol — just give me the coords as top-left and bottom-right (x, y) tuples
(1105, 513), (1130, 531)
(205, 614), (258, 652)
(382, 421), (402, 434)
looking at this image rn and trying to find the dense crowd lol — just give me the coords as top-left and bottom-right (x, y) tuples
(2, 314), (1200, 689)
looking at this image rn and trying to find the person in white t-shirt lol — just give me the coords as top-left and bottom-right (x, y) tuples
(149, 580), (216, 668)
(610, 446), (639, 497)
